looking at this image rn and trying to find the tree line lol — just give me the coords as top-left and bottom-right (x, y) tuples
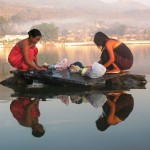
(0, 16), (59, 41)
(1, 15), (150, 42)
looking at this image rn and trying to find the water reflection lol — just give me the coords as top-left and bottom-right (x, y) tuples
(9, 88), (135, 134)
(56, 91), (134, 132)
(10, 97), (45, 138)
(95, 91), (134, 131)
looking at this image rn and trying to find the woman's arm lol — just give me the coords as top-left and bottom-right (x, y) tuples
(22, 99), (39, 127)
(33, 57), (46, 69)
(21, 40), (45, 70)
(103, 40), (115, 68)
(107, 92), (121, 102)
(33, 57), (38, 66)
(21, 41), (40, 70)
(106, 99), (122, 125)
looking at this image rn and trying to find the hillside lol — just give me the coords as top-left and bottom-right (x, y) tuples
(0, 0), (150, 28)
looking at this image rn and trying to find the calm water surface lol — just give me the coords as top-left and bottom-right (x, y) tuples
(0, 44), (150, 150)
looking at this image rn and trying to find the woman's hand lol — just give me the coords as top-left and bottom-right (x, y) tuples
(36, 66), (47, 70)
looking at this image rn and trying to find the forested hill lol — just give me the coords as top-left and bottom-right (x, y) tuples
(0, 0), (150, 26)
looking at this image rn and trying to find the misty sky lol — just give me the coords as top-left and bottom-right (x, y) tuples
(104, 0), (150, 6)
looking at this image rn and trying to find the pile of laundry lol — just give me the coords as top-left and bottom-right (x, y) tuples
(43, 58), (69, 71)
(43, 58), (106, 79)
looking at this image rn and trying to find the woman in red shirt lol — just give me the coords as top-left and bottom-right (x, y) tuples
(8, 29), (46, 71)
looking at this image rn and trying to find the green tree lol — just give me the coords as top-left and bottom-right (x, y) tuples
(31, 23), (59, 41)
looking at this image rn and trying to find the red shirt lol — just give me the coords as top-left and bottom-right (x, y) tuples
(8, 44), (38, 71)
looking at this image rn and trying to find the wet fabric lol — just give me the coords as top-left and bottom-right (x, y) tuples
(10, 97), (40, 123)
(8, 44), (38, 71)
(100, 43), (133, 70)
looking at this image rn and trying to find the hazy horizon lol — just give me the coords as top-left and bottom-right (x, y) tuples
(1, 0), (150, 7)
(103, 0), (150, 6)
(1, 0), (150, 33)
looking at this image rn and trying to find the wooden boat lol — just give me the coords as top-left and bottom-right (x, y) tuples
(0, 69), (147, 101)
(0, 69), (147, 90)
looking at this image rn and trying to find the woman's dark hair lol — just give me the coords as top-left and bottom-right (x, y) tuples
(32, 129), (45, 138)
(94, 31), (109, 47)
(95, 116), (110, 131)
(28, 29), (42, 38)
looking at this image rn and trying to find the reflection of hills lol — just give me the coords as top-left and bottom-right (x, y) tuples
(1, 0), (150, 26)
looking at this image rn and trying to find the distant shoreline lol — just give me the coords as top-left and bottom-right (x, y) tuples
(63, 40), (150, 46)
(1, 40), (150, 48)
(123, 40), (150, 44)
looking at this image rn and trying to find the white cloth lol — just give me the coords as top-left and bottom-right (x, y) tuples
(54, 58), (69, 70)
(86, 93), (107, 108)
(88, 62), (106, 78)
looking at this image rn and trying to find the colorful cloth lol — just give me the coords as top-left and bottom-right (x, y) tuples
(10, 97), (40, 123)
(8, 44), (38, 71)
(54, 58), (69, 70)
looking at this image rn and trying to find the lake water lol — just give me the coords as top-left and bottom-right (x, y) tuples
(0, 44), (150, 150)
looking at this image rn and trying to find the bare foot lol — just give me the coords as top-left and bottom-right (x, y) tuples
(106, 69), (121, 73)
